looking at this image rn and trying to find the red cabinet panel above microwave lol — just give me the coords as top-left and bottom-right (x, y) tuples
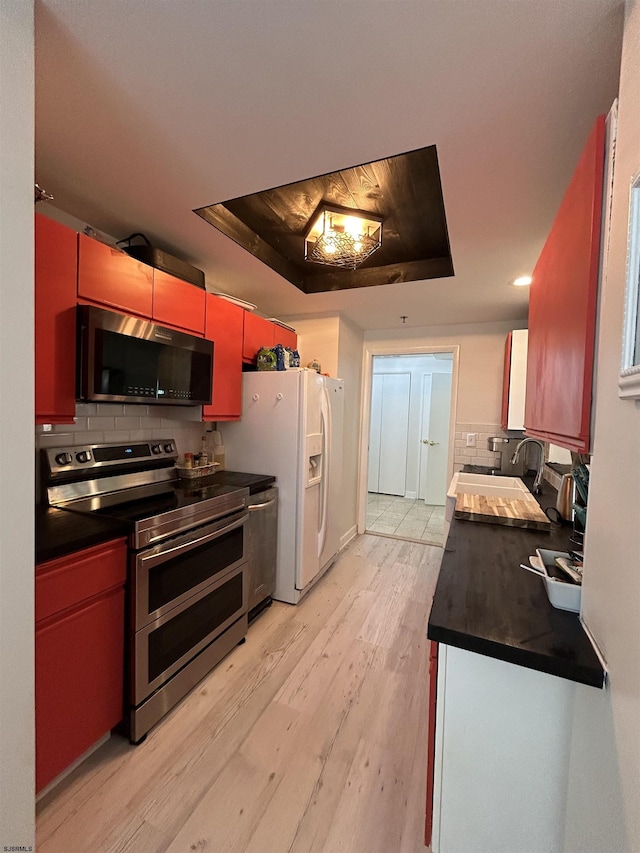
(78, 234), (153, 318)
(152, 270), (206, 336)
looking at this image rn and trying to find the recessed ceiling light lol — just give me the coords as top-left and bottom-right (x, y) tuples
(511, 276), (532, 287)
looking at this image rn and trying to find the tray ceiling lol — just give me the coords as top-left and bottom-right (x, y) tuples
(195, 145), (453, 294)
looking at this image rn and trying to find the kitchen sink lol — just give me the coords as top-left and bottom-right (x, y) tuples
(446, 471), (534, 521)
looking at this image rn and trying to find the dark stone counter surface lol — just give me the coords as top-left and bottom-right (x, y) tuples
(195, 470), (276, 495)
(36, 470), (276, 564)
(427, 473), (604, 688)
(36, 506), (128, 565)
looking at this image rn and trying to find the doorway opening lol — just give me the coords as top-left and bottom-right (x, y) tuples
(359, 348), (458, 546)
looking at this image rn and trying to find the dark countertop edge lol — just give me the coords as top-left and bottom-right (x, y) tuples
(427, 624), (604, 689)
(36, 470), (276, 563)
(428, 468), (604, 689)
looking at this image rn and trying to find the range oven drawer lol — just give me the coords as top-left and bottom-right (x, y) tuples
(133, 509), (248, 630)
(133, 562), (247, 706)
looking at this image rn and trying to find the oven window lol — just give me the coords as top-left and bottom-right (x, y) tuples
(147, 572), (243, 683)
(147, 526), (243, 614)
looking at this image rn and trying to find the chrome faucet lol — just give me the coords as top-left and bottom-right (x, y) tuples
(510, 438), (545, 493)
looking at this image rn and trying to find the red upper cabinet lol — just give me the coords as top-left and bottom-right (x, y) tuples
(242, 314), (298, 363)
(525, 115), (606, 453)
(203, 295), (244, 421)
(273, 324), (298, 352)
(242, 313), (276, 363)
(152, 270), (206, 336)
(78, 234), (153, 318)
(35, 214), (78, 424)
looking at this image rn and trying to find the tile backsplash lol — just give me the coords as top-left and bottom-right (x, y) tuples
(36, 403), (207, 500)
(453, 422), (512, 471)
(454, 422), (564, 489)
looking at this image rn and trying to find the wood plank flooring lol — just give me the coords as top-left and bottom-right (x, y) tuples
(36, 533), (443, 853)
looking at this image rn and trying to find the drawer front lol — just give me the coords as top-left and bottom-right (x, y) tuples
(36, 538), (127, 623)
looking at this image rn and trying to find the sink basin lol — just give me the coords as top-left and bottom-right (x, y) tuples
(446, 472), (534, 521)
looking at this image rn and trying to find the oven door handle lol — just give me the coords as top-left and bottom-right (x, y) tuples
(138, 511), (249, 569)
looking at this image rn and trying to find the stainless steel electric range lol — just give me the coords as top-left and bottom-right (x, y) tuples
(43, 439), (250, 743)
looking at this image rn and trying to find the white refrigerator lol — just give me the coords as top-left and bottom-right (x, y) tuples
(222, 368), (344, 604)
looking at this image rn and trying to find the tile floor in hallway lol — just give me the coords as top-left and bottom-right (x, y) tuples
(366, 492), (445, 546)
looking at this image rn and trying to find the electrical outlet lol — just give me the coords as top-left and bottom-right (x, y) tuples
(466, 432), (477, 447)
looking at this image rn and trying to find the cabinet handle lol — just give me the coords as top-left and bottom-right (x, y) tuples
(422, 439), (439, 446)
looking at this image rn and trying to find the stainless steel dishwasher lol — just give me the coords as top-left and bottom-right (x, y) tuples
(246, 486), (278, 620)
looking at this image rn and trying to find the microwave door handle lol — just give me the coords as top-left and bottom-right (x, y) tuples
(248, 498), (277, 511)
(139, 512), (249, 570)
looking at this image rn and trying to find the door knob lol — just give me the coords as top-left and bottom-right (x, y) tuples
(422, 439), (439, 446)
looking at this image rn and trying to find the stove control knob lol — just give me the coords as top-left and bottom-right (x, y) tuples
(76, 450), (92, 464)
(151, 444), (163, 455)
(164, 442), (174, 453)
(54, 452), (73, 466)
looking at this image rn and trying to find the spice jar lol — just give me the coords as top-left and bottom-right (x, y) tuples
(183, 452), (194, 469)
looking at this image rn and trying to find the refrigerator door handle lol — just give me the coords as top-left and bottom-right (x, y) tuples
(318, 384), (331, 558)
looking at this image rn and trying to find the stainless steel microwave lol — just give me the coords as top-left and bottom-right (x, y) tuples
(77, 305), (213, 406)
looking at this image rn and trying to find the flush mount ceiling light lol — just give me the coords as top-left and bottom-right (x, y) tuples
(304, 204), (383, 270)
(511, 275), (532, 287)
(194, 144), (453, 294)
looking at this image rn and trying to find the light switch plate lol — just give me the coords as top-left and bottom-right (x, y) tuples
(466, 432), (477, 447)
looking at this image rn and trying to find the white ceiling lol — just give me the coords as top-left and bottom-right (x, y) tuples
(35, 0), (624, 331)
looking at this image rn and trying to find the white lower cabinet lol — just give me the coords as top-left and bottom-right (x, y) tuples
(432, 644), (576, 853)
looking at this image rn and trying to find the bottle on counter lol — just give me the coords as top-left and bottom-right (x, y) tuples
(183, 452), (194, 469)
(199, 436), (209, 466)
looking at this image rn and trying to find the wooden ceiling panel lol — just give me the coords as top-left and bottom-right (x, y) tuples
(194, 144), (453, 293)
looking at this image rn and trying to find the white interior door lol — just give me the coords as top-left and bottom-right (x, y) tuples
(419, 371), (452, 504)
(367, 374), (383, 492)
(369, 373), (411, 496)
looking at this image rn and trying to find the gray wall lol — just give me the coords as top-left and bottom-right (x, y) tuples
(0, 1), (35, 848)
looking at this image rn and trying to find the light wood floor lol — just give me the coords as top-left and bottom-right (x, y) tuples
(37, 533), (442, 853)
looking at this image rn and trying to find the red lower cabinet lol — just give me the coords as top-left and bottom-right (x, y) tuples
(425, 641), (438, 847)
(35, 539), (127, 793)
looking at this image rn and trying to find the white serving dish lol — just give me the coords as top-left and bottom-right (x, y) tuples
(534, 549), (582, 613)
(446, 471), (534, 521)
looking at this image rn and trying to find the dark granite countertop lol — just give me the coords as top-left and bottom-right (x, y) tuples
(192, 470), (276, 495)
(36, 506), (128, 565)
(36, 470), (276, 564)
(427, 473), (604, 688)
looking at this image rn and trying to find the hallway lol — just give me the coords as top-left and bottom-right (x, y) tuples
(366, 494), (445, 546)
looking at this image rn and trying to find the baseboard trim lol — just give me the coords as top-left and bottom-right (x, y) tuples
(405, 491), (417, 500)
(340, 525), (358, 551)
